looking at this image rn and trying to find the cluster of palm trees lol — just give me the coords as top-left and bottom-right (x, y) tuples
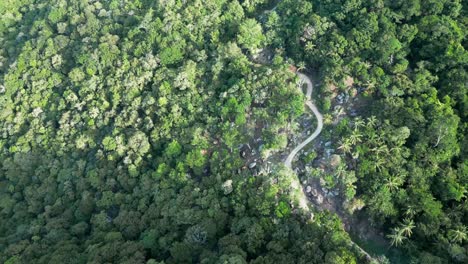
(333, 115), (425, 248)
(333, 114), (468, 253)
(338, 116), (408, 176)
(333, 163), (357, 200)
(387, 218), (416, 246)
(387, 214), (468, 247)
(337, 116), (377, 158)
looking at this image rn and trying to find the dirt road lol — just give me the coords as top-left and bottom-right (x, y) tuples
(284, 71), (375, 262)
(284, 72), (323, 168)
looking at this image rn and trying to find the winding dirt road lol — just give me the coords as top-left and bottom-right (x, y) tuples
(284, 72), (323, 168)
(284, 71), (375, 262)
(257, 5), (376, 261)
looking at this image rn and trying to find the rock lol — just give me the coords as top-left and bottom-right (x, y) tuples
(222, 180), (233, 195)
(248, 162), (257, 169)
(324, 141), (332, 147)
(311, 189), (318, 197)
(330, 154), (341, 168)
(306, 186), (312, 193)
(316, 193), (324, 204)
(0, 85), (4, 94)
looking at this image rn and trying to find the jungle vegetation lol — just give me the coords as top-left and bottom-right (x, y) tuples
(0, 0), (466, 263)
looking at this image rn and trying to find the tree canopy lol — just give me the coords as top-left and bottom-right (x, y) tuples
(1, 0), (466, 263)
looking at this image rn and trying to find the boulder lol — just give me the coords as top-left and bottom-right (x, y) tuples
(240, 150), (247, 158)
(311, 189), (318, 197)
(330, 154), (341, 168)
(316, 193), (324, 204)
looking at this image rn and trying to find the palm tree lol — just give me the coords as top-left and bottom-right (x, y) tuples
(367, 131), (380, 145)
(385, 176), (403, 192)
(335, 163), (347, 179)
(400, 218), (415, 237)
(333, 105), (346, 117)
(338, 139), (352, 154)
(349, 130), (362, 145)
(323, 113), (333, 125)
(404, 205), (417, 218)
(366, 116), (378, 128)
(372, 145), (389, 157)
(388, 228), (407, 247)
(297, 61), (306, 72)
(364, 80), (375, 90)
(305, 42), (316, 51)
(373, 158), (385, 172)
(353, 117), (365, 130)
(372, 138), (385, 148)
(363, 61), (372, 69)
(448, 226), (468, 244)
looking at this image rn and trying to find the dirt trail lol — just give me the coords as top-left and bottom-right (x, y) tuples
(285, 71), (376, 262)
(256, 4), (378, 261)
(284, 73), (323, 169)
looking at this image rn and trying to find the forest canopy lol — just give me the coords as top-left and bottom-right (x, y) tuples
(0, 0), (467, 263)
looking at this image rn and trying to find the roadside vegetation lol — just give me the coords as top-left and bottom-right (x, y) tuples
(268, 0), (467, 262)
(0, 0), (466, 263)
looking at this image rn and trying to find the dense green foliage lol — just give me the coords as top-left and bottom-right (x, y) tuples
(1, 0), (466, 263)
(0, 0), (363, 263)
(267, 0), (467, 262)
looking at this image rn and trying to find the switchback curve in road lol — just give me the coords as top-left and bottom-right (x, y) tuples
(283, 71), (375, 262)
(284, 72), (323, 168)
